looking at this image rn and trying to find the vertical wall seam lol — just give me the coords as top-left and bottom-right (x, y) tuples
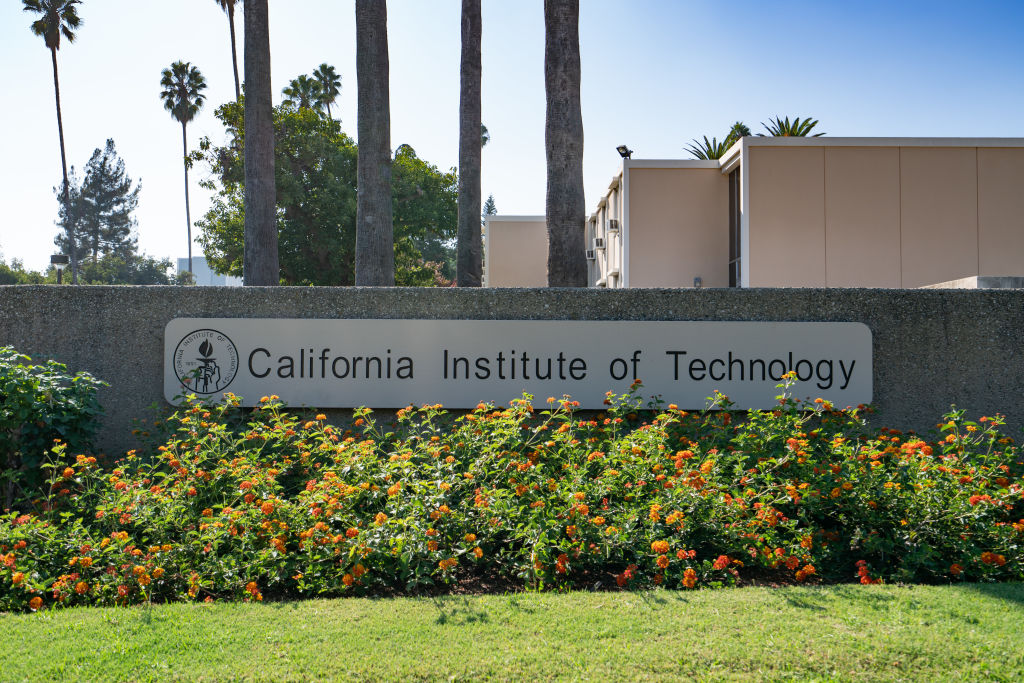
(976, 148), (981, 277)
(898, 147), (903, 288)
(822, 147), (828, 286)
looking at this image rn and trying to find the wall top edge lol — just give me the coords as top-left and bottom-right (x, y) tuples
(483, 215), (546, 222)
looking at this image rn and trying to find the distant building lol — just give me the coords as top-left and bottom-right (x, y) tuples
(485, 137), (1024, 288)
(177, 257), (242, 286)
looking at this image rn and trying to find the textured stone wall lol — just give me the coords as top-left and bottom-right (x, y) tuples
(1, 285), (1022, 455)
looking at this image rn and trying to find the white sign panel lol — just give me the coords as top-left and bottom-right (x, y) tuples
(164, 319), (872, 409)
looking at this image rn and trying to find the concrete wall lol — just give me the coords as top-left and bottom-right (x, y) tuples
(2, 286), (1023, 456)
(626, 166), (729, 288)
(483, 216), (547, 287)
(745, 144), (1024, 288)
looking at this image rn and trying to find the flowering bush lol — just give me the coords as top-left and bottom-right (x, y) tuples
(0, 347), (106, 509)
(1, 377), (1022, 612)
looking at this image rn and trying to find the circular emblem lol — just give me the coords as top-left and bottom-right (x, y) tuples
(173, 329), (239, 395)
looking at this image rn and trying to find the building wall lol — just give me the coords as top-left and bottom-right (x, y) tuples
(745, 144), (1024, 287)
(483, 217), (547, 287)
(627, 166), (729, 288)
(824, 147), (901, 287)
(747, 148), (827, 287)
(978, 148), (1024, 276)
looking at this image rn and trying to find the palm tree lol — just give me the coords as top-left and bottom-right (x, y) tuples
(456, 0), (482, 287)
(24, 0), (82, 283)
(760, 116), (824, 137)
(726, 121), (751, 144)
(686, 135), (730, 160)
(243, 0), (279, 285)
(544, 0), (586, 287)
(282, 74), (322, 110)
(160, 61), (207, 277)
(312, 63), (341, 119)
(355, 0), (394, 286)
(213, 0), (242, 101)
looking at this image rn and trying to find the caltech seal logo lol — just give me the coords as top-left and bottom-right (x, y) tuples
(173, 329), (239, 395)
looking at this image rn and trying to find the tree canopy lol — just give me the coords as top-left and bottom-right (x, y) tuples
(54, 138), (140, 264)
(195, 99), (456, 286)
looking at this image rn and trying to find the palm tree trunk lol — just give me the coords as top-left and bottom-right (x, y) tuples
(228, 7), (241, 101)
(355, 0), (394, 286)
(456, 0), (482, 287)
(182, 122), (193, 276)
(51, 46), (77, 284)
(243, 0), (279, 286)
(544, 0), (586, 287)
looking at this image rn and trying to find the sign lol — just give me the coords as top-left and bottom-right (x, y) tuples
(164, 318), (872, 409)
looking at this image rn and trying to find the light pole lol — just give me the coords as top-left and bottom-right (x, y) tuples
(50, 254), (69, 285)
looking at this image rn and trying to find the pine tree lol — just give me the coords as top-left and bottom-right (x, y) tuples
(482, 194), (496, 217)
(55, 139), (140, 262)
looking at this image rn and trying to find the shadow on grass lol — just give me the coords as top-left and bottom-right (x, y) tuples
(961, 581), (1024, 606)
(430, 596), (491, 626)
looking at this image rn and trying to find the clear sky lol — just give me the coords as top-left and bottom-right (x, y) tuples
(2, 0), (1023, 272)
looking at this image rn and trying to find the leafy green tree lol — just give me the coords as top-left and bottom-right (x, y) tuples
(483, 194), (497, 216)
(0, 259), (50, 285)
(76, 252), (181, 285)
(544, 0), (586, 287)
(282, 74), (322, 111)
(243, 0), (279, 285)
(214, 0), (242, 101)
(761, 116), (824, 137)
(54, 139), (140, 264)
(160, 61), (207, 276)
(355, 0), (394, 286)
(195, 101), (455, 286)
(24, 0), (82, 283)
(313, 63), (341, 119)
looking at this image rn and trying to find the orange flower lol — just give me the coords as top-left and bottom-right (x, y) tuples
(12, 572), (24, 585)
(473, 547), (483, 559)
(316, 413), (327, 421)
(427, 540), (439, 551)
(152, 568), (165, 579)
(682, 567), (697, 589)
(260, 501), (275, 516)
(28, 596), (43, 611)
(346, 527), (359, 538)
(656, 555), (670, 569)
(464, 533), (477, 543)
(62, 467), (74, 479)
(342, 573), (354, 586)
(353, 564), (366, 578)
(712, 555), (730, 570)
(74, 581), (89, 594)
(374, 512), (388, 525)
(245, 581), (259, 595)
(651, 540), (670, 554)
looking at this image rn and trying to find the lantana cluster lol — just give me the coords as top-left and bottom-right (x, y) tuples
(1, 377), (1022, 612)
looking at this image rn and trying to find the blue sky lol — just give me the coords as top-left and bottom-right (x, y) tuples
(2, 0), (1023, 272)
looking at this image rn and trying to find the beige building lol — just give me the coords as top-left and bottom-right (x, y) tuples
(484, 138), (1024, 288)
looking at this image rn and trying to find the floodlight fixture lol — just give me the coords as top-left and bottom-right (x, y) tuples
(616, 145), (633, 159)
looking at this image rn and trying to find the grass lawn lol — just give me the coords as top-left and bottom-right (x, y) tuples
(2, 583), (1022, 681)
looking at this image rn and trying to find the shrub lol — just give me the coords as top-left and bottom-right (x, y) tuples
(0, 347), (106, 509)
(1, 377), (1021, 612)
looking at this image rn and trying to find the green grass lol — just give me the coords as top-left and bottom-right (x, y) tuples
(2, 584), (1023, 682)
